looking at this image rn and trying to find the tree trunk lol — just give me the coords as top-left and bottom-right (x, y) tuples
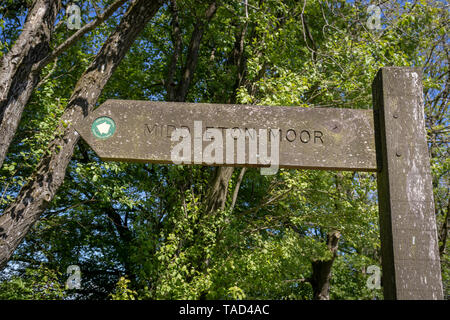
(168, 0), (218, 103)
(0, 0), (61, 168)
(0, 0), (165, 270)
(310, 231), (341, 300)
(0, 0), (128, 169)
(204, 167), (235, 215)
(164, 0), (234, 218)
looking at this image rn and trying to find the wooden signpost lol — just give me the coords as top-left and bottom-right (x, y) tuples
(75, 100), (376, 171)
(75, 67), (443, 300)
(372, 68), (443, 299)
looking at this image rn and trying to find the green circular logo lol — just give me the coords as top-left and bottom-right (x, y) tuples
(91, 117), (116, 139)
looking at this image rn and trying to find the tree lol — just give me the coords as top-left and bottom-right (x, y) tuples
(0, 0), (165, 268)
(0, 0), (129, 169)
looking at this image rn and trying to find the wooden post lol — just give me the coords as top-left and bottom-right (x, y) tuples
(372, 67), (443, 300)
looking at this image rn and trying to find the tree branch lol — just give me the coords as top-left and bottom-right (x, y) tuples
(0, 0), (165, 270)
(175, 1), (218, 101)
(35, 0), (128, 71)
(166, 0), (183, 101)
(230, 167), (246, 212)
(439, 196), (449, 255)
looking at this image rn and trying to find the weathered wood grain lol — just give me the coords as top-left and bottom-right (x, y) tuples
(373, 67), (443, 300)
